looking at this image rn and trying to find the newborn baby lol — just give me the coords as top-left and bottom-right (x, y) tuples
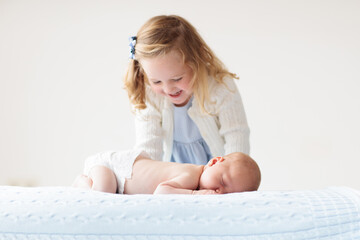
(73, 150), (261, 195)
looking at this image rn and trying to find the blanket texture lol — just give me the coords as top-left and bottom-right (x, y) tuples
(0, 186), (359, 239)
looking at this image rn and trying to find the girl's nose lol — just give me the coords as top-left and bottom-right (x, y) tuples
(163, 83), (176, 94)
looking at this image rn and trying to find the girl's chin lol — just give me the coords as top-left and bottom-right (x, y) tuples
(173, 101), (186, 106)
(173, 99), (189, 107)
(172, 95), (192, 106)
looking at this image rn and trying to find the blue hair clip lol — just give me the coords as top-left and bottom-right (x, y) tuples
(129, 36), (137, 60)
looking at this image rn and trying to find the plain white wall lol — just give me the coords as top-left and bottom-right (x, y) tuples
(0, 0), (359, 190)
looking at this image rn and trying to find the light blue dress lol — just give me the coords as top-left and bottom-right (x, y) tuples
(170, 98), (213, 165)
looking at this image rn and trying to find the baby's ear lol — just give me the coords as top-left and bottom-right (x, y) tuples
(208, 156), (224, 167)
(207, 158), (215, 167)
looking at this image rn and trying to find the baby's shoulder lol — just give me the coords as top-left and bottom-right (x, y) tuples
(175, 163), (203, 178)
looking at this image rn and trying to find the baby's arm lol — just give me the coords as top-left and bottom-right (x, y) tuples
(153, 174), (217, 195)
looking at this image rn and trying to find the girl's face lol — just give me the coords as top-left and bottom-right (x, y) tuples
(140, 50), (194, 107)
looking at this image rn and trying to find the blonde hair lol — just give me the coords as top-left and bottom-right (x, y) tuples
(124, 15), (238, 112)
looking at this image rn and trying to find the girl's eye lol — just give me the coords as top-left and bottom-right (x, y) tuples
(174, 77), (182, 82)
(152, 81), (161, 85)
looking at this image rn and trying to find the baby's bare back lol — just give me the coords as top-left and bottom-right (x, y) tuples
(124, 158), (203, 194)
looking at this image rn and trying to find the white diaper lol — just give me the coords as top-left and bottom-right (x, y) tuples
(83, 149), (148, 194)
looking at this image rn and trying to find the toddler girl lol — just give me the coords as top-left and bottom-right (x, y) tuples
(125, 15), (250, 165)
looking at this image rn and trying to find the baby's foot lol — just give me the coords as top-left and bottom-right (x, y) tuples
(72, 174), (93, 189)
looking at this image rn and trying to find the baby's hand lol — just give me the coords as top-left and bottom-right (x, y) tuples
(192, 189), (218, 195)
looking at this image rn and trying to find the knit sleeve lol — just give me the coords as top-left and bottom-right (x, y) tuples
(134, 91), (164, 161)
(215, 78), (250, 155)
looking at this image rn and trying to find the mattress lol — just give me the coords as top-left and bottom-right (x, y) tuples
(0, 186), (359, 239)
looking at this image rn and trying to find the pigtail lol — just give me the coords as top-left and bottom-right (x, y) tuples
(124, 60), (147, 110)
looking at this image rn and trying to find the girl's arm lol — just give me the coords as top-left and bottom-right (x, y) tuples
(134, 97), (164, 161)
(217, 78), (250, 155)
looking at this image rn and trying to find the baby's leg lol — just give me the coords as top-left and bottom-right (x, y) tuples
(72, 174), (93, 189)
(88, 165), (117, 193)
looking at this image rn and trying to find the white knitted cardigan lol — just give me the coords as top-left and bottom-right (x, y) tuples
(134, 77), (250, 162)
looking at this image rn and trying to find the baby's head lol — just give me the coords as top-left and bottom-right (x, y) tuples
(124, 15), (237, 111)
(199, 152), (261, 194)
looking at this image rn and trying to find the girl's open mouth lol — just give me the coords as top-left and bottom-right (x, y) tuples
(169, 90), (182, 98)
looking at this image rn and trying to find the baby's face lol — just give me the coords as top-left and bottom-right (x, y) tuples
(199, 154), (248, 194)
